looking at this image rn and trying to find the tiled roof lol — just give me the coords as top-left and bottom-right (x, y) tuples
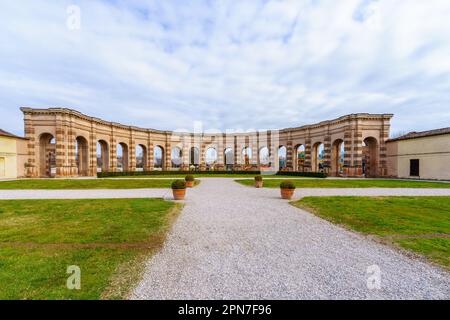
(0, 129), (27, 139)
(388, 127), (450, 142)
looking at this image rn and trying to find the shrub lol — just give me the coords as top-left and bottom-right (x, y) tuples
(97, 170), (262, 178)
(254, 175), (263, 181)
(185, 174), (195, 181)
(280, 180), (296, 189)
(171, 180), (186, 189)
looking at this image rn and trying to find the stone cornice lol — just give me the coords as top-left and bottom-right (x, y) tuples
(20, 107), (394, 136)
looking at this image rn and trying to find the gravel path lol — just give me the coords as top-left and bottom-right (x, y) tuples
(132, 178), (449, 300)
(0, 189), (170, 200)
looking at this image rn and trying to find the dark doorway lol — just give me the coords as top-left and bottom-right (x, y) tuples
(410, 159), (420, 177)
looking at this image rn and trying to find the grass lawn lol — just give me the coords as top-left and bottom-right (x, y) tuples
(236, 179), (450, 188)
(0, 198), (181, 299)
(292, 196), (450, 270)
(0, 179), (199, 190)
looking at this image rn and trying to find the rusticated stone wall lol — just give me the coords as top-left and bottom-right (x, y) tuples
(21, 107), (392, 178)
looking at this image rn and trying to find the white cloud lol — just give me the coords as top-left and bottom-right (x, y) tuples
(0, 0), (450, 136)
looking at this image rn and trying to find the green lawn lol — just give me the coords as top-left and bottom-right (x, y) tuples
(0, 198), (181, 299)
(292, 196), (450, 270)
(0, 179), (199, 190)
(236, 179), (450, 188)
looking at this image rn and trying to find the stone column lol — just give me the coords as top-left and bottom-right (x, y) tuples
(147, 138), (154, 171)
(286, 139), (293, 171)
(129, 129), (136, 172)
(215, 134), (225, 170)
(23, 114), (37, 177)
(199, 141), (206, 171)
(181, 138), (190, 170)
(55, 114), (67, 177)
(165, 136), (171, 170)
(323, 133), (332, 175)
(379, 116), (391, 177)
(304, 134), (312, 172)
(343, 126), (352, 177)
(109, 128), (117, 172)
(344, 120), (363, 177)
(89, 122), (97, 176)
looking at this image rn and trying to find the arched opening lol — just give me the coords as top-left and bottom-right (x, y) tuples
(259, 147), (270, 167)
(117, 143), (129, 172)
(136, 144), (147, 171)
(190, 147), (200, 169)
(363, 137), (378, 177)
(75, 136), (89, 176)
(295, 145), (305, 171)
(278, 146), (287, 170)
(242, 147), (252, 166)
(331, 139), (345, 176)
(224, 148), (234, 170)
(171, 147), (182, 169)
(39, 133), (56, 177)
(312, 142), (324, 172)
(154, 145), (164, 170)
(96, 140), (109, 173)
(205, 147), (217, 169)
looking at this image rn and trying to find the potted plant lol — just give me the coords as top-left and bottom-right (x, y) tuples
(280, 180), (296, 200)
(171, 179), (187, 200)
(185, 174), (195, 188)
(254, 175), (263, 188)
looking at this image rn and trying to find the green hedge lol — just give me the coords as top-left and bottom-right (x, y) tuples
(275, 171), (327, 178)
(97, 170), (327, 178)
(97, 170), (262, 178)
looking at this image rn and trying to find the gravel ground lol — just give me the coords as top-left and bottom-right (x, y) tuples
(132, 178), (449, 300)
(0, 189), (170, 200)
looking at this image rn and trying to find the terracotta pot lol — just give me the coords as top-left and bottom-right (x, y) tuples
(185, 180), (195, 188)
(280, 188), (295, 200)
(255, 181), (263, 188)
(172, 189), (186, 200)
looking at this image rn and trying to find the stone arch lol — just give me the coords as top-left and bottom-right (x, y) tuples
(312, 142), (324, 172)
(75, 136), (89, 176)
(224, 148), (234, 169)
(294, 144), (305, 171)
(136, 144), (147, 171)
(39, 133), (56, 177)
(331, 139), (345, 176)
(278, 146), (287, 170)
(117, 142), (129, 172)
(171, 146), (182, 169)
(259, 146), (270, 167)
(242, 146), (252, 166)
(363, 137), (378, 177)
(205, 147), (218, 168)
(154, 145), (164, 169)
(190, 147), (200, 167)
(97, 140), (109, 173)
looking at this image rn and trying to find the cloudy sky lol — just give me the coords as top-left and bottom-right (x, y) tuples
(1, 0), (450, 136)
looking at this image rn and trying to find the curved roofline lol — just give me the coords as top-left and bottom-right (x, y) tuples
(21, 107), (394, 135)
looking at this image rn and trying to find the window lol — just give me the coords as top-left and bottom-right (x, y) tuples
(410, 159), (419, 177)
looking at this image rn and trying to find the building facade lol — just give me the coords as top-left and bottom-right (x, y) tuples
(20, 107), (393, 178)
(386, 128), (450, 180)
(0, 129), (28, 179)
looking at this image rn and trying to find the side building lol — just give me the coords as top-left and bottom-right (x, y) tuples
(386, 128), (450, 180)
(0, 129), (29, 179)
